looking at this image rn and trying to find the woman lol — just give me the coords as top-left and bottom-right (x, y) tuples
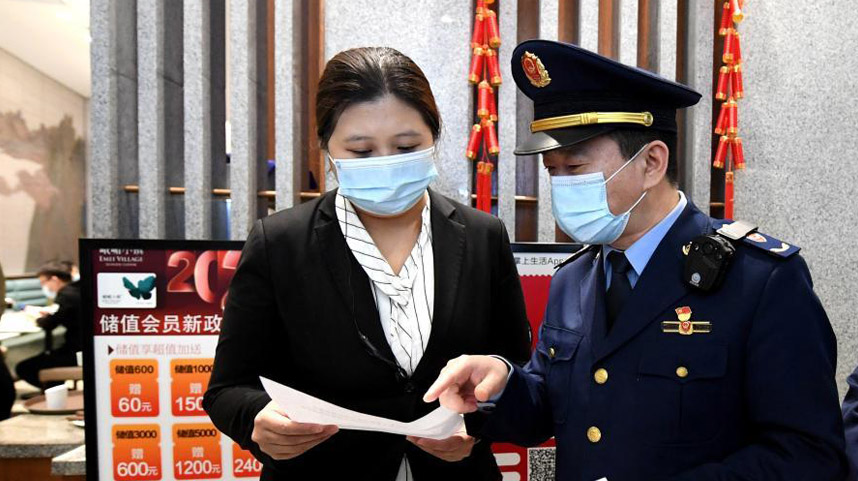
(204, 47), (531, 480)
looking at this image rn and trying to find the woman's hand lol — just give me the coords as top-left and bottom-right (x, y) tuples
(251, 401), (338, 460)
(407, 427), (476, 462)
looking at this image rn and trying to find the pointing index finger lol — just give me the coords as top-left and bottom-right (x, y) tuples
(425, 358), (473, 403)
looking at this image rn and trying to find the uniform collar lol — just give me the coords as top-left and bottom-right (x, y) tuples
(603, 190), (687, 277)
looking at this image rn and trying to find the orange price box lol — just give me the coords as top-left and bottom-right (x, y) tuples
(170, 358), (213, 416)
(110, 359), (159, 417)
(232, 443), (263, 478)
(172, 423), (223, 479)
(112, 424), (162, 480)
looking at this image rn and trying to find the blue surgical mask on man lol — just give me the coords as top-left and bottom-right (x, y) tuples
(551, 143), (650, 245)
(42, 285), (57, 300)
(329, 145), (439, 216)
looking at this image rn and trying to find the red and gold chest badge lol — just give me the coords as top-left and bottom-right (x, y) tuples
(521, 51), (551, 88)
(661, 306), (712, 335)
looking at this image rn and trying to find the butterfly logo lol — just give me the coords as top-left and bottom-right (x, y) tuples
(123, 275), (156, 300)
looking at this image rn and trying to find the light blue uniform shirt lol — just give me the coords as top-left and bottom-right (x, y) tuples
(603, 191), (687, 290)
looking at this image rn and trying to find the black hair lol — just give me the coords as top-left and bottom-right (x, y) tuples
(37, 260), (72, 283)
(606, 129), (678, 185)
(316, 47), (441, 150)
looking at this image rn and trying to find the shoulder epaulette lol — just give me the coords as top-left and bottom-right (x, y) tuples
(711, 219), (800, 259)
(555, 244), (598, 271)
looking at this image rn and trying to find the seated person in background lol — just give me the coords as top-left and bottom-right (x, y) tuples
(0, 260), (15, 420)
(844, 364), (858, 473)
(14, 261), (81, 389)
(58, 260), (80, 282)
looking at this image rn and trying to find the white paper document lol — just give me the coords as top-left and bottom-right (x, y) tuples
(260, 377), (465, 440)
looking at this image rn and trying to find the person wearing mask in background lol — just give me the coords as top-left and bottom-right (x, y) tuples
(424, 40), (849, 481)
(59, 260), (80, 283)
(204, 47), (531, 480)
(14, 261), (81, 389)
(0, 261), (14, 420)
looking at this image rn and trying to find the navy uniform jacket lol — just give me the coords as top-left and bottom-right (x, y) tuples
(843, 365), (858, 471)
(482, 201), (849, 481)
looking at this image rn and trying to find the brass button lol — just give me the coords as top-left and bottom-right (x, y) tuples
(594, 368), (608, 385)
(548, 347), (556, 359)
(587, 426), (602, 443)
(676, 366), (689, 378)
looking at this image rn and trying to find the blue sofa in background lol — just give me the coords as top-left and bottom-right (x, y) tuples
(4, 278), (49, 309)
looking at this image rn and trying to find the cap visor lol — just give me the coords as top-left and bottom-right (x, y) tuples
(514, 125), (616, 155)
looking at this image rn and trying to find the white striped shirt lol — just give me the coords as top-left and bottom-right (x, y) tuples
(335, 193), (435, 481)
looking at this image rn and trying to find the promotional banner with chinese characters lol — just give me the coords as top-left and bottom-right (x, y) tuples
(81, 240), (261, 481)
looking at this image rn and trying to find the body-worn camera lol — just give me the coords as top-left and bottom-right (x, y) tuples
(683, 234), (736, 292)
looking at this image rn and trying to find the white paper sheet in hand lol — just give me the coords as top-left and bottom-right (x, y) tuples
(260, 377), (465, 440)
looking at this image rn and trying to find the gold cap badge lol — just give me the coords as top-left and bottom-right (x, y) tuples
(521, 51), (551, 88)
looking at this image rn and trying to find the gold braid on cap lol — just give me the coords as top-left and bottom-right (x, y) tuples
(530, 111), (654, 133)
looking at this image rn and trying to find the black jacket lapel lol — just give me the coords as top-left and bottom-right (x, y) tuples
(314, 192), (396, 364)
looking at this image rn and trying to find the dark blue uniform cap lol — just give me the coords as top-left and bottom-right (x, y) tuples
(511, 39), (702, 155)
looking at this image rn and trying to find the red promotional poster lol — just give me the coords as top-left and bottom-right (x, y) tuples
(82, 240), (574, 480)
(82, 240), (245, 481)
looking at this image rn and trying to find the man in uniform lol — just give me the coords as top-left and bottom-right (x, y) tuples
(424, 40), (849, 480)
(843, 364), (858, 472)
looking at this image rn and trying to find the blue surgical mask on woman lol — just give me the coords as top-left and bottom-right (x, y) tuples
(551, 143), (650, 245)
(329, 145), (439, 216)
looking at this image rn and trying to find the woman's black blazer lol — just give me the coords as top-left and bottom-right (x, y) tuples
(203, 189), (531, 480)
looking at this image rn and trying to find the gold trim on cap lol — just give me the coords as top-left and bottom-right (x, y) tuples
(530, 111), (654, 133)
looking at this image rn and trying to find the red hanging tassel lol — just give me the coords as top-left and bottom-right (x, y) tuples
(727, 98), (739, 136)
(468, 46), (485, 84)
(471, 12), (485, 49)
(476, 0), (486, 15)
(488, 86), (498, 122)
(487, 48), (502, 86)
(730, 64), (744, 99)
(732, 137), (745, 169)
(733, 64), (744, 100)
(724, 171), (734, 219)
(715, 101), (729, 135)
(480, 166), (488, 212)
(484, 162), (494, 212)
(486, 10), (501, 49)
(716, 66), (730, 100)
(477, 162), (486, 211)
(476, 161), (485, 211)
(723, 28), (735, 64)
(465, 124), (483, 160)
(483, 119), (499, 155)
(731, 30), (743, 65)
(731, 0), (744, 23)
(714, 135), (730, 168)
(477, 81), (492, 118)
(719, 2), (732, 36)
